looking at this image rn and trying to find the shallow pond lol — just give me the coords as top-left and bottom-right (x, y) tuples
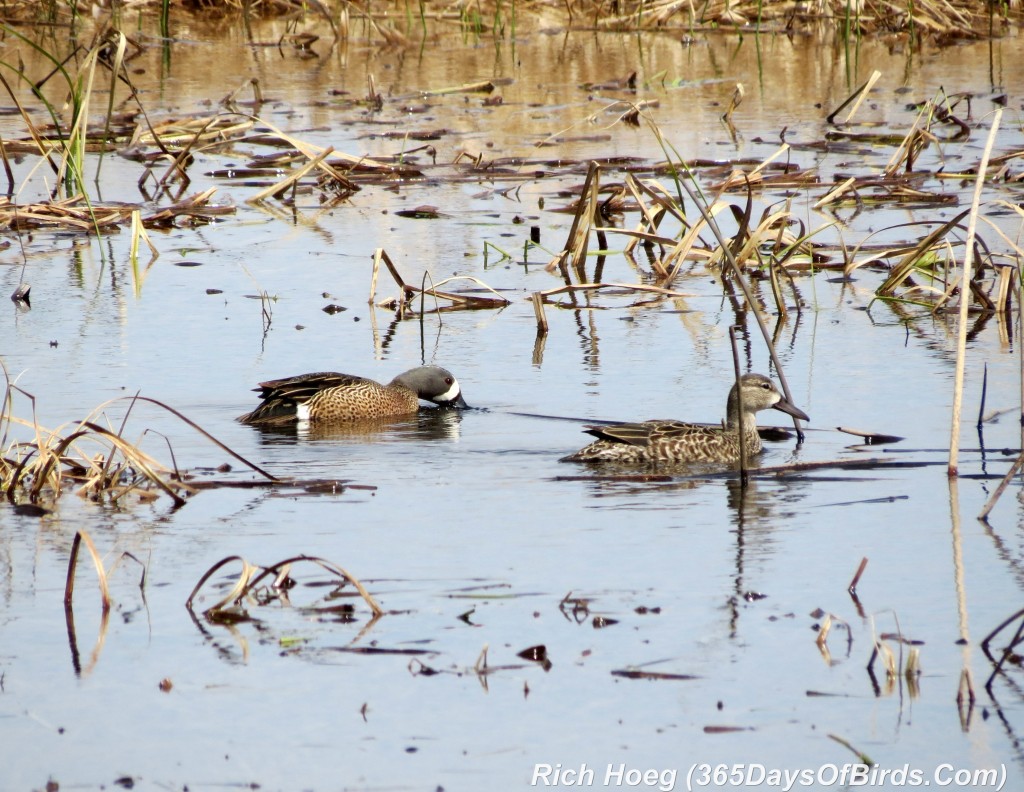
(2, 11), (1024, 792)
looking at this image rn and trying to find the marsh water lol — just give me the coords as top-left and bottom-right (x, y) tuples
(3, 12), (1024, 791)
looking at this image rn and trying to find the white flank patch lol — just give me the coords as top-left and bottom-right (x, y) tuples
(296, 403), (312, 422)
(435, 378), (461, 404)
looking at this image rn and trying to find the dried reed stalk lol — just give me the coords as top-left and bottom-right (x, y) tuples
(2, 384), (277, 506)
(532, 292), (548, 334)
(187, 554), (383, 618)
(65, 530), (111, 613)
(371, 248), (509, 312)
(247, 146), (336, 203)
(827, 70), (881, 125)
(949, 108), (1002, 477)
(675, 177), (804, 438)
(546, 161), (601, 279)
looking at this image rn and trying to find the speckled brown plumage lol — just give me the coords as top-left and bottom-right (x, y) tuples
(238, 366), (467, 425)
(560, 373), (808, 465)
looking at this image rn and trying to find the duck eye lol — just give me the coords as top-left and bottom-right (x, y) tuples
(445, 377), (453, 385)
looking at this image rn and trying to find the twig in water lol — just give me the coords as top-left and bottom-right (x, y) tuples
(980, 606), (1024, 689)
(977, 363), (988, 430)
(848, 557), (868, 594)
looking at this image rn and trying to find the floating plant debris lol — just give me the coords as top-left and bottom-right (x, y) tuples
(394, 205), (446, 219)
(836, 426), (906, 444)
(517, 645), (549, 663)
(611, 669), (699, 681)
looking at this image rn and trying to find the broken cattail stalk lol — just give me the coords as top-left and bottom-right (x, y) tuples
(368, 248), (384, 304)
(995, 264), (1015, 313)
(546, 161), (600, 278)
(532, 292), (548, 334)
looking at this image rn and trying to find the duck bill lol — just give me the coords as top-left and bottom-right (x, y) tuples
(443, 392), (470, 409)
(773, 398), (809, 422)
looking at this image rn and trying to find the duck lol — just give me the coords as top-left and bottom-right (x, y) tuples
(238, 366), (468, 426)
(560, 373), (807, 464)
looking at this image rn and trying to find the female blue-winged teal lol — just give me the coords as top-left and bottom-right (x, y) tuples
(238, 366), (468, 426)
(560, 373), (807, 464)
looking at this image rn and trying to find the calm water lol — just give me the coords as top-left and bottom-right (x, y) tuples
(2, 13), (1024, 792)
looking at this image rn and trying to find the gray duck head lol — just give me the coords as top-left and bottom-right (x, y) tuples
(393, 366), (469, 409)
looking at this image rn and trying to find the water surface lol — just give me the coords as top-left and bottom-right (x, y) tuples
(2, 14), (1024, 792)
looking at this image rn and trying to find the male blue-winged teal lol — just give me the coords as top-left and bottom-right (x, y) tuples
(238, 366), (468, 426)
(560, 373), (807, 464)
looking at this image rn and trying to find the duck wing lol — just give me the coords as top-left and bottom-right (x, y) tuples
(240, 372), (373, 424)
(584, 419), (699, 446)
(253, 372), (370, 403)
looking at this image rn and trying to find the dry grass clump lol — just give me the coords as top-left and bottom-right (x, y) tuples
(369, 248), (511, 317)
(1, 364), (275, 509)
(1, 393), (194, 508)
(1, 0), (309, 25)
(186, 554), (383, 620)
(0, 190), (233, 233)
(3, 0), (1018, 38)
(536, 150), (821, 321)
(530, 94), (1021, 326)
(593, 0), (1016, 39)
(0, 26), (375, 216)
